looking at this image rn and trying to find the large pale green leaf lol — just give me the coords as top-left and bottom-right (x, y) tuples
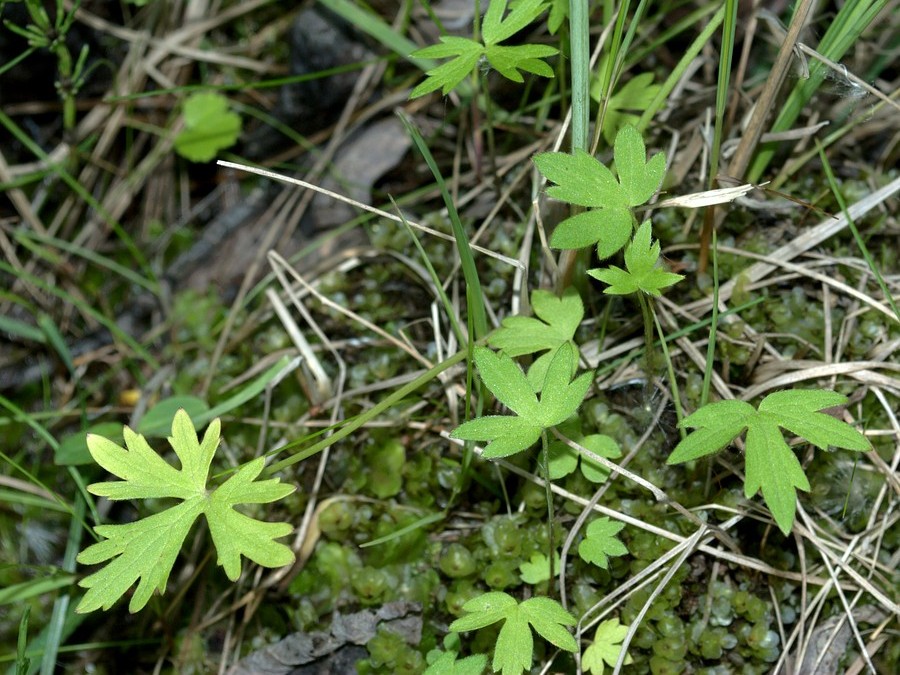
(76, 410), (295, 613)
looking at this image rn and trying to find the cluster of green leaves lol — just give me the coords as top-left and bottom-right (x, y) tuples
(410, 0), (557, 98)
(668, 390), (870, 534)
(76, 410), (295, 613)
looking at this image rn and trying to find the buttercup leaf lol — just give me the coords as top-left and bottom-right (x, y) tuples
(582, 618), (634, 674)
(451, 344), (593, 460)
(578, 517), (628, 569)
(450, 592), (576, 675)
(410, 0), (555, 99)
(668, 390), (870, 534)
(534, 149), (625, 209)
(588, 220), (683, 296)
(489, 288), (583, 357)
(76, 410), (295, 613)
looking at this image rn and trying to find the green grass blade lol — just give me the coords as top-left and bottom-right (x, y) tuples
(747, 0), (891, 180)
(398, 111), (488, 342)
(817, 143), (899, 322)
(636, 4), (725, 131)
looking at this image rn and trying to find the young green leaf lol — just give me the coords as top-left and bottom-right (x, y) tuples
(587, 220), (684, 296)
(410, 0), (556, 98)
(534, 126), (666, 259)
(424, 649), (489, 675)
(667, 390), (870, 534)
(519, 551), (561, 584)
(578, 517), (627, 569)
(547, 434), (622, 483)
(450, 592), (577, 675)
(76, 410), (295, 613)
(450, 344), (593, 459)
(582, 618), (634, 674)
(488, 288), (583, 391)
(174, 93), (242, 162)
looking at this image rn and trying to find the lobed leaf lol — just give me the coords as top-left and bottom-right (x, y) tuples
(578, 517), (628, 569)
(483, 0), (549, 45)
(489, 288), (583, 357)
(534, 149), (625, 209)
(613, 125), (667, 206)
(76, 410), (295, 613)
(759, 390), (870, 452)
(744, 419), (810, 535)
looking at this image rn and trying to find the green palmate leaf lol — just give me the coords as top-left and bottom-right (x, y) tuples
(487, 44), (558, 82)
(533, 149), (626, 209)
(424, 649), (488, 675)
(482, 0), (549, 44)
(578, 517), (627, 569)
(410, 37), (483, 97)
(588, 220), (684, 296)
(410, 0), (555, 98)
(489, 288), (583, 358)
(547, 434), (621, 482)
(76, 410), (295, 613)
(450, 592), (577, 675)
(534, 127), (667, 260)
(174, 93), (242, 162)
(451, 344), (593, 458)
(582, 618), (634, 674)
(668, 390), (870, 534)
(519, 551), (561, 584)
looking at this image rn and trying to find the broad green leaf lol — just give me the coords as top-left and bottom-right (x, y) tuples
(494, 609), (532, 675)
(410, 37), (483, 97)
(668, 389), (870, 535)
(487, 44), (557, 82)
(548, 208), (634, 259)
(758, 390), (869, 451)
(483, 0), (549, 45)
(451, 415), (542, 459)
(451, 344), (593, 459)
(473, 347), (541, 417)
(174, 93), (242, 162)
(519, 551), (561, 584)
(424, 649), (488, 675)
(534, 150), (625, 209)
(582, 618), (634, 674)
(578, 517), (627, 569)
(547, 440), (578, 479)
(588, 221), (683, 296)
(76, 410), (295, 613)
(744, 418), (810, 534)
(613, 125), (667, 206)
(450, 592), (518, 631)
(519, 596), (578, 651)
(450, 592), (576, 675)
(489, 288), (583, 357)
(578, 434), (623, 483)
